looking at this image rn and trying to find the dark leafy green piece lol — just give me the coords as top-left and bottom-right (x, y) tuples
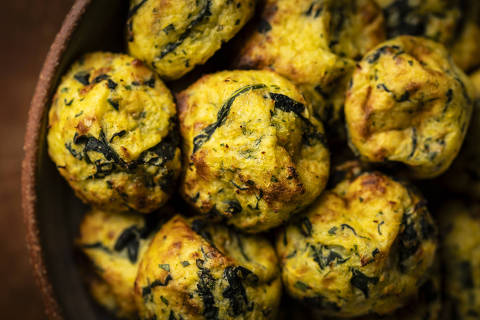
(196, 259), (219, 320)
(224, 200), (242, 215)
(158, 0), (212, 59)
(350, 269), (379, 298)
(222, 266), (256, 316)
(142, 274), (173, 297)
(397, 212), (420, 272)
(270, 92), (327, 146)
(310, 244), (349, 269)
(366, 45), (401, 64)
(294, 281), (311, 292)
(298, 217), (313, 237)
(192, 84), (267, 153)
(257, 19), (272, 33)
(128, 0), (147, 19)
(74, 71), (90, 85)
(159, 264), (170, 272)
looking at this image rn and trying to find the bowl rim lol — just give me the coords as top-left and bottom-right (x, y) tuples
(21, 0), (92, 318)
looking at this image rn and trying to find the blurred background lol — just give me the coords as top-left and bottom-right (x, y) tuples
(0, 1), (74, 318)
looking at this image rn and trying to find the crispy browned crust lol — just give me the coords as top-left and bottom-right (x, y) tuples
(21, 1), (91, 319)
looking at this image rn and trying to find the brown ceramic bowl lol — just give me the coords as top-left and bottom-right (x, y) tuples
(22, 0), (128, 318)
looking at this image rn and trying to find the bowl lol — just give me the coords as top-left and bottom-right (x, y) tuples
(22, 0), (129, 318)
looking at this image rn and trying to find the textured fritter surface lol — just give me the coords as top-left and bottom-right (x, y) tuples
(47, 52), (181, 213)
(134, 215), (282, 319)
(86, 273), (121, 317)
(234, 0), (385, 131)
(127, 0), (255, 80)
(376, 0), (461, 45)
(307, 258), (442, 320)
(376, 0), (480, 72)
(451, 0), (480, 72)
(355, 259), (442, 320)
(281, 261), (441, 320)
(277, 170), (437, 317)
(77, 208), (163, 318)
(178, 70), (330, 233)
(439, 200), (480, 320)
(442, 70), (480, 198)
(345, 36), (473, 179)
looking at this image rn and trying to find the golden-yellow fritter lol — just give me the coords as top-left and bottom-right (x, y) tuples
(127, 0), (255, 80)
(86, 273), (121, 316)
(441, 70), (480, 199)
(451, 1), (480, 72)
(47, 52), (181, 213)
(354, 259), (441, 320)
(234, 0), (385, 131)
(134, 215), (282, 320)
(345, 36), (473, 179)
(178, 70), (330, 233)
(376, 0), (461, 45)
(277, 170), (437, 317)
(439, 200), (480, 320)
(377, 0), (480, 72)
(283, 261), (442, 320)
(279, 255), (444, 320)
(77, 208), (164, 318)
(306, 258), (442, 320)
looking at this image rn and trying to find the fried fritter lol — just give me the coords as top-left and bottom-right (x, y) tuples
(439, 200), (480, 320)
(178, 70), (330, 233)
(277, 170), (437, 317)
(376, 0), (480, 72)
(441, 70), (480, 198)
(47, 52), (181, 213)
(86, 273), (121, 316)
(451, 0), (480, 72)
(376, 0), (461, 44)
(354, 259), (442, 320)
(345, 36), (473, 179)
(127, 0), (255, 80)
(134, 215), (282, 319)
(234, 0), (385, 132)
(77, 208), (164, 318)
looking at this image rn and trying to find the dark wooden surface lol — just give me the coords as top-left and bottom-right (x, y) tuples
(0, 1), (74, 318)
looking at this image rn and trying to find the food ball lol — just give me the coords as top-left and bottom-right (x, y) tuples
(376, 0), (461, 45)
(77, 208), (164, 318)
(234, 0), (385, 131)
(450, 0), (480, 72)
(289, 259), (441, 320)
(313, 161), (441, 320)
(277, 170), (437, 317)
(439, 200), (480, 320)
(86, 273), (123, 317)
(47, 52), (181, 213)
(345, 36), (473, 179)
(355, 259), (442, 320)
(134, 215), (282, 319)
(441, 70), (480, 198)
(127, 0), (255, 80)
(178, 70), (330, 233)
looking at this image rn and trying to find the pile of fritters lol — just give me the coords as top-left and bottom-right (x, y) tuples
(46, 0), (480, 319)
